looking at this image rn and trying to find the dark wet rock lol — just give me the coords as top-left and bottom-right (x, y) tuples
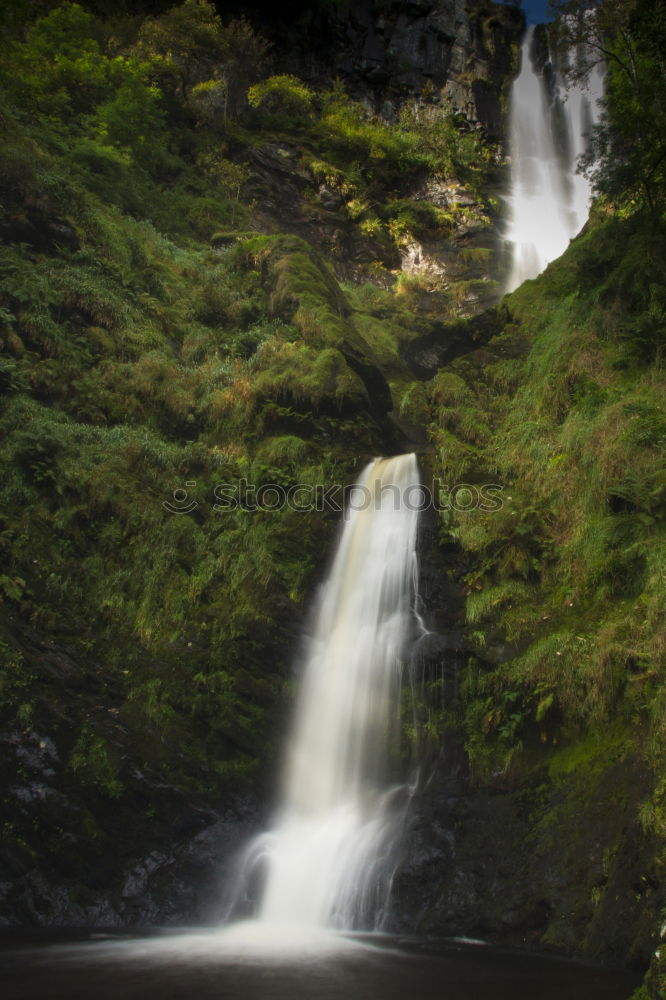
(0, 710), (267, 929)
(316, 184), (345, 212)
(400, 306), (503, 379)
(398, 172), (512, 311)
(417, 509), (468, 638)
(249, 143), (312, 184)
(340, 338), (394, 417)
(0, 729), (263, 927)
(113, 802), (262, 926)
(0, 209), (80, 254)
(248, 146), (311, 233)
(247, 143), (400, 279)
(392, 754), (660, 967)
(254, 0), (523, 138)
(530, 23), (552, 81)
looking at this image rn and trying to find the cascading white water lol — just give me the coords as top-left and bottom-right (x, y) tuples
(505, 25), (604, 291)
(233, 454), (421, 934)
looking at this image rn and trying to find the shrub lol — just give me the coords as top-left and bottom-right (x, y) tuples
(248, 74), (314, 118)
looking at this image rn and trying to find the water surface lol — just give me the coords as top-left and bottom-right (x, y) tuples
(0, 928), (641, 1000)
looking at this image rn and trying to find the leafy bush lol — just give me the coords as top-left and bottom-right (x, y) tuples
(248, 75), (315, 118)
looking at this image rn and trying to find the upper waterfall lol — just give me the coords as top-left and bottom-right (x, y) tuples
(504, 25), (604, 291)
(230, 454), (421, 933)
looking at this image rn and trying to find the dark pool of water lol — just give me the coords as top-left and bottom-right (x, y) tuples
(0, 927), (641, 1000)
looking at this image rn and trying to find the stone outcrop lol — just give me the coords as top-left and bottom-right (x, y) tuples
(264, 0), (524, 139)
(392, 750), (661, 968)
(0, 722), (262, 927)
(246, 140), (511, 304)
(242, 3), (523, 300)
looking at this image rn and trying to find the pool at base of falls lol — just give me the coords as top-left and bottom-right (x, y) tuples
(0, 928), (642, 1000)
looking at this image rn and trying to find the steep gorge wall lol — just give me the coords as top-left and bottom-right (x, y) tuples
(395, 213), (666, 989)
(258, 0), (523, 137)
(243, 0), (523, 303)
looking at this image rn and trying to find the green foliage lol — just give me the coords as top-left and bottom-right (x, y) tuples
(248, 75), (315, 118)
(12, 3), (108, 115)
(312, 85), (429, 194)
(136, 3), (268, 111)
(0, 47), (398, 814)
(398, 100), (495, 191)
(135, 0), (229, 98)
(398, 382), (430, 426)
(429, 212), (666, 796)
(552, 0), (666, 219)
(383, 198), (454, 243)
(466, 580), (531, 624)
(69, 726), (122, 798)
(0, 640), (33, 721)
(95, 73), (166, 156)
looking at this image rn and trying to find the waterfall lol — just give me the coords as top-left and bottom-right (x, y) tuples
(231, 454), (421, 934)
(505, 25), (604, 291)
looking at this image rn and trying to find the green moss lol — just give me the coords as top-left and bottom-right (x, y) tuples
(382, 198), (455, 242)
(547, 725), (629, 781)
(422, 218), (666, 977)
(69, 726), (123, 799)
(431, 216), (665, 746)
(0, 54), (410, 831)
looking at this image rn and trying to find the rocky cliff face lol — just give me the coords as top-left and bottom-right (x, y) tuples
(261, 0), (523, 138)
(242, 1), (524, 313)
(393, 720), (661, 969)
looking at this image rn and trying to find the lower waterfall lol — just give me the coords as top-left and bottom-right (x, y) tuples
(2, 448), (643, 992)
(505, 24), (604, 291)
(231, 453), (421, 933)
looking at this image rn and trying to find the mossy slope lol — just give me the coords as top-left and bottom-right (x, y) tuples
(421, 209), (665, 986)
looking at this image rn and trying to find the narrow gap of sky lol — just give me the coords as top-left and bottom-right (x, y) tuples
(518, 1), (552, 24)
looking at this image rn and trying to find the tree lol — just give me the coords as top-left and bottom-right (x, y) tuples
(136, 0), (229, 99)
(197, 150), (250, 224)
(10, 2), (111, 115)
(135, 1), (268, 111)
(549, 0), (666, 217)
(219, 16), (270, 118)
(95, 69), (166, 155)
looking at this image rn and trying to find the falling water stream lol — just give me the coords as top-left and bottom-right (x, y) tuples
(237, 453), (421, 932)
(505, 25), (604, 290)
